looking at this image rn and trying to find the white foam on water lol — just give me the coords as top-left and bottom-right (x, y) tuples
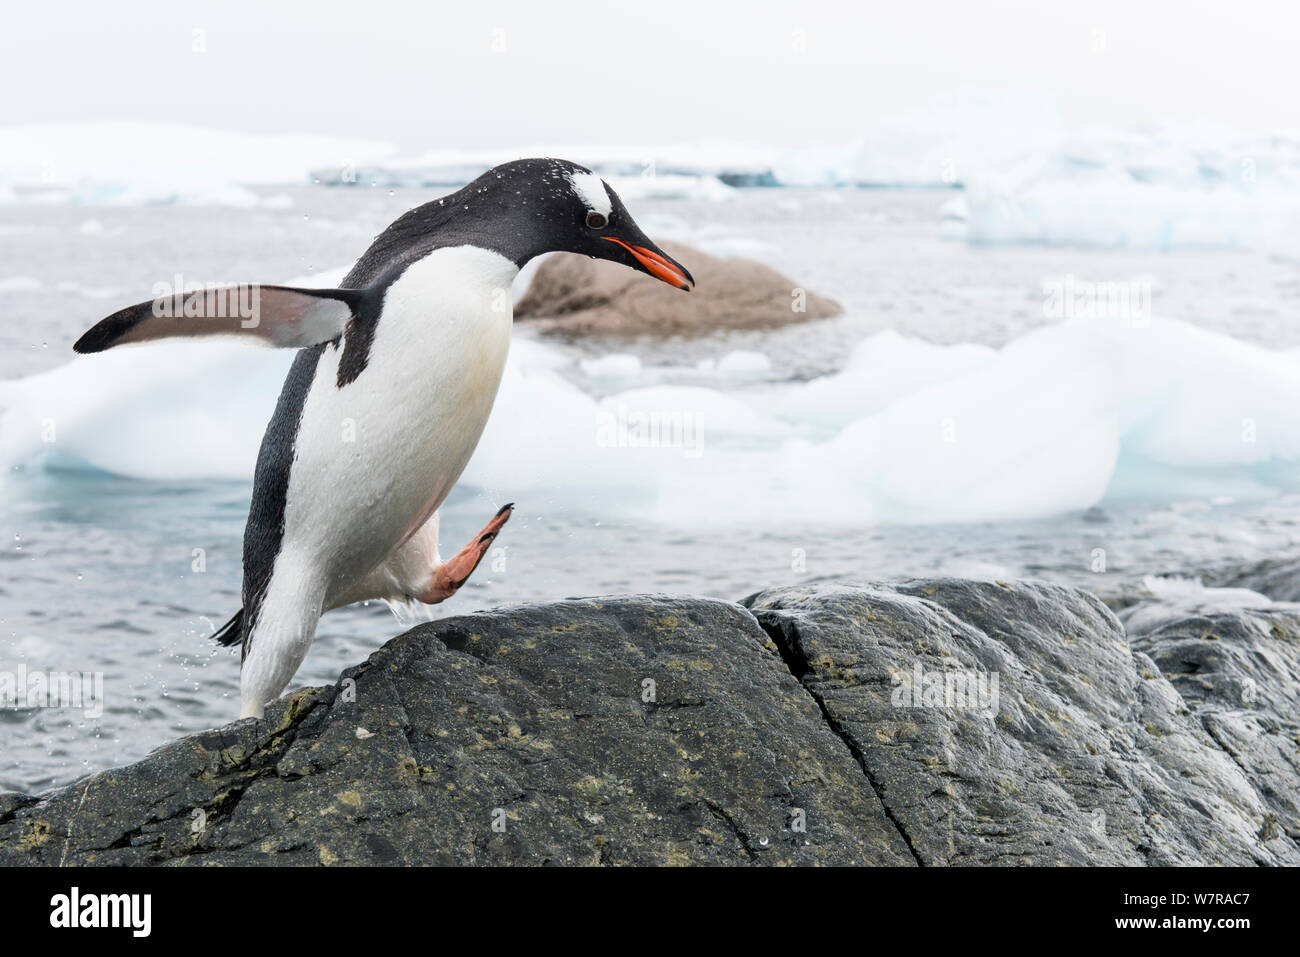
(1139, 575), (1271, 607)
(1120, 576), (1278, 635)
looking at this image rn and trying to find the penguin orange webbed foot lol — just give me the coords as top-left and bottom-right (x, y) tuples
(417, 503), (513, 603)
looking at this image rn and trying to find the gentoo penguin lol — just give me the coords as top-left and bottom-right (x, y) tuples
(73, 158), (693, 719)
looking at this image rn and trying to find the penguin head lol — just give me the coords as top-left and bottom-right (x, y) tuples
(468, 158), (695, 290)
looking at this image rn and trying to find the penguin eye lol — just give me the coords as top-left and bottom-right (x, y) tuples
(585, 211), (608, 229)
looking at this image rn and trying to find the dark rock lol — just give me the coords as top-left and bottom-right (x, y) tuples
(0, 596), (912, 866)
(1121, 593), (1300, 845)
(1207, 556), (1300, 602)
(515, 241), (842, 336)
(743, 579), (1297, 865)
(2, 581), (1296, 866)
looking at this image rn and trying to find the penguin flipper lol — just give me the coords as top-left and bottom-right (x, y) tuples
(212, 607), (244, 648)
(73, 285), (366, 354)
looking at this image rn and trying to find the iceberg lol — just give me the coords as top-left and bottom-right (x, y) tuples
(305, 91), (1068, 192)
(955, 125), (1300, 256)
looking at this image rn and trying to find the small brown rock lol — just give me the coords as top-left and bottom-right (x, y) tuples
(516, 240), (842, 336)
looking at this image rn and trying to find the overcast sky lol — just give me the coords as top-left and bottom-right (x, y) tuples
(3, 0), (1295, 151)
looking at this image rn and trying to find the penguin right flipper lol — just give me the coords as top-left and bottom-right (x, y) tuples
(73, 284), (366, 354)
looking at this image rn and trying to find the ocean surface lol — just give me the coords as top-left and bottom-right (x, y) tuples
(3, 185), (1300, 792)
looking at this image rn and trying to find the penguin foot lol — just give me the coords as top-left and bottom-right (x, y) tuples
(416, 504), (513, 603)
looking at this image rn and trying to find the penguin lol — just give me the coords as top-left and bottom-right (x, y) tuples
(73, 158), (694, 719)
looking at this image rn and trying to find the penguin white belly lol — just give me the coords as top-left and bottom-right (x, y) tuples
(279, 245), (517, 604)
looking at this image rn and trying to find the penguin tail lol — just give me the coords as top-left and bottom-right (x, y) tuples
(212, 608), (244, 648)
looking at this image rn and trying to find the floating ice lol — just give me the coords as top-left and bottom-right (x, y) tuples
(5, 307), (1300, 527)
(0, 124), (395, 206)
(309, 142), (771, 191)
(789, 88), (1065, 188)
(6, 98), (1298, 231)
(580, 354), (642, 381)
(715, 350), (772, 381)
(303, 91), (1066, 192)
(955, 125), (1300, 256)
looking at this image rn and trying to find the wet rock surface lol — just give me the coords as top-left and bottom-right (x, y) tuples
(1121, 594), (1300, 848)
(1208, 556), (1300, 603)
(2, 580), (1295, 866)
(0, 596), (911, 865)
(745, 580), (1296, 865)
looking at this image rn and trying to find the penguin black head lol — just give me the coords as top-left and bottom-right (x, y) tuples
(371, 158), (695, 291)
(504, 157), (694, 291)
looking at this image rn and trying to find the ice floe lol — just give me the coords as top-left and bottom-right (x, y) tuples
(5, 304), (1300, 527)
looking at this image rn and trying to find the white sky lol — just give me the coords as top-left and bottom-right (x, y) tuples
(3, 0), (1296, 150)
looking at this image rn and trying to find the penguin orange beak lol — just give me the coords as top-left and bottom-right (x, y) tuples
(601, 237), (694, 291)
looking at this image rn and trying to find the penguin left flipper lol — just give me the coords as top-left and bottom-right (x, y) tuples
(73, 284), (366, 354)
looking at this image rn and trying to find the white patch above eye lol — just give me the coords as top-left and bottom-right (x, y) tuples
(567, 170), (612, 217)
